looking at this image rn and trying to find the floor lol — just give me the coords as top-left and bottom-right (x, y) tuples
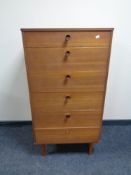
(0, 125), (131, 175)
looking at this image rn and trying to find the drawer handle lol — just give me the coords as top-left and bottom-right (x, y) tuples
(66, 75), (71, 79)
(65, 51), (70, 57)
(65, 34), (71, 42)
(65, 95), (71, 99)
(64, 95), (71, 104)
(65, 74), (71, 81)
(65, 113), (71, 121)
(63, 75), (71, 84)
(64, 51), (70, 61)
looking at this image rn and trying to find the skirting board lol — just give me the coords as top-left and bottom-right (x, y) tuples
(0, 120), (131, 127)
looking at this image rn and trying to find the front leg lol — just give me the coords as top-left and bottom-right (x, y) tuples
(41, 144), (46, 156)
(87, 143), (94, 154)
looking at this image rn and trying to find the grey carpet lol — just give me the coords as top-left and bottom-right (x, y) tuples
(0, 125), (131, 175)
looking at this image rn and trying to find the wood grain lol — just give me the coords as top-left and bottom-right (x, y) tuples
(35, 127), (101, 144)
(33, 110), (102, 128)
(25, 47), (109, 72)
(23, 31), (112, 47)
(31, 92), (103, 111)
(28, 71), (106, 92)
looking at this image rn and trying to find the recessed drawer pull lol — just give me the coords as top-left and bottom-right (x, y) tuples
(65, 34), (71, 41)
(64, 51), (71, 61)
(65, 51), (70, 56)
(66, 75), (71, 79)
(65, 95), (71, 99)
(64, 95), (71, 104)
(64, 75), (71, 84)
(65, 113), (71, 119)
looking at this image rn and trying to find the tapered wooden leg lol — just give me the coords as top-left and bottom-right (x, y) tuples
(87, 143), (94, 154)
(41, 144), (46, 156)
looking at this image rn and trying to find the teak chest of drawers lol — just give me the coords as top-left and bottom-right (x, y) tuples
(21, 28), (113, 155)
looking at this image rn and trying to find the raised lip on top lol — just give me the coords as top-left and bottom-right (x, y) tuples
(21, 28), (114, 32)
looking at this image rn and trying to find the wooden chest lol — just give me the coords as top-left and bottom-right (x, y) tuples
(21, 28), (113, 155)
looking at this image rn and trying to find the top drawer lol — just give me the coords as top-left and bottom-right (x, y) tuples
(22, 31), (112, 47)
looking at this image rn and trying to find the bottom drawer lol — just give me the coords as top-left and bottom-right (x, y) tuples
(34, 127), (101, 144)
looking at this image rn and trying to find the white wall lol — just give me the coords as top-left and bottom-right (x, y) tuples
(0, 0), (131, 121)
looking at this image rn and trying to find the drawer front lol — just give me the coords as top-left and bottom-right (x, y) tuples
(33, 111), (102, 128)
(26, 47), (109, 72)
(31, 92), (103, 111)
(23, 31), (112, 47)
(29, 71), (106, 92)
(35, 127), (101, 144)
